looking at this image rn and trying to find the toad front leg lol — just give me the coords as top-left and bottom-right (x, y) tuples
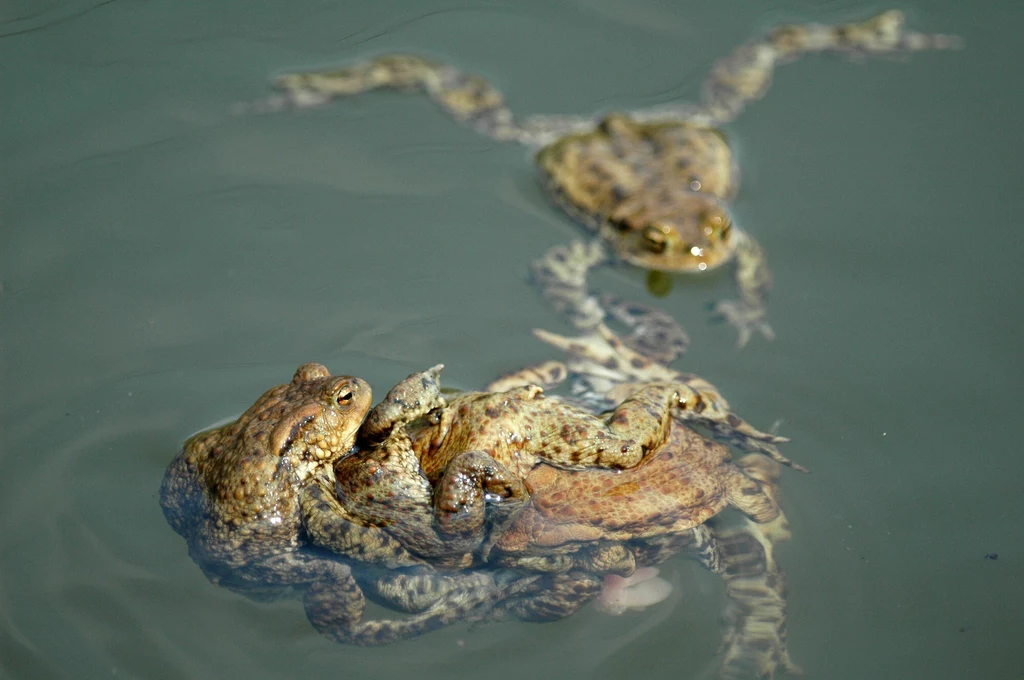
(713, 230), (775, 348)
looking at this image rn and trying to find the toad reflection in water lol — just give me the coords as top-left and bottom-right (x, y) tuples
(253, 10), (959, 347)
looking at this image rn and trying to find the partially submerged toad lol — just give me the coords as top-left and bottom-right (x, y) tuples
(159, 363), (531, 645)
(254, 10), (959, 346)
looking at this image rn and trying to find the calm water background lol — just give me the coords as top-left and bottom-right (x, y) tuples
(2, 1), (1021, 678)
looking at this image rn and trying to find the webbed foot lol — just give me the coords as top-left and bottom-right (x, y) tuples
(713, 298), (775, 349)
(361, 364), (446, 444)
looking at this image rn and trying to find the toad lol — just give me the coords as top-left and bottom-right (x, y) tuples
(255, 10), (959, 346)
(160, 363), (530, 645)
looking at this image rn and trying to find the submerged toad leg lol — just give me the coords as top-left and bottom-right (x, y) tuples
(359, 566), (499, 613)
(598, 290), (691, 363)
(300, 476), (424, 569)
(633, 521), (796, 678)
(712, 230), (775, 348)
(530, 239), (690, 362)
(252, 54), (594, 147)
(227, 550), (501, 648)
(530, 321), (690, 395)
(480, 570), (605, 623)
(734, 454), (792, 555)
(708, 517), (801, 679)
(632, 10), (961, 128)
(530, 239), (609, 335)
(306, 568), (540, 646)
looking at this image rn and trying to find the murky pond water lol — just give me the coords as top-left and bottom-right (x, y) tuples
(2, 1), (1021, 678)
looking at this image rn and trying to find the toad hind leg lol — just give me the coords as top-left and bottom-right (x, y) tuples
(709, 518), (801, 679)
(360, 566), (499, 613)
(306, 568), (539, 646)
(633, 10), (961, 128)
(513, 381), (690, 470)
(300, 476), (424, 569)
(263, 54), (594, 146)
(530, 239), (690, 363)
(230, 551), (489, 648)
(516, 378), (765, 471)
(480, 570), (604, 623)
(486, 359), (570, 393)
(638, 522), (796, 676)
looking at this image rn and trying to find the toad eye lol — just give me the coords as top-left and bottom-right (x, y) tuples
(641, 224), (671, 254)
(335, 390), (354, 405)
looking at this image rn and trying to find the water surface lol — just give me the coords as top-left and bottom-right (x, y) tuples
(2, 1), (1021, 678)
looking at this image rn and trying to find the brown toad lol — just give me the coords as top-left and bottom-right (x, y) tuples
(254, 10), (959, 346)
(160, 363), (371, 579)
(485, 432), (798, 678)
(160, 363), (528, 645)
(484, 323), (802, 677)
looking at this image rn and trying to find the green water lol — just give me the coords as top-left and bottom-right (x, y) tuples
(2, 1), (1021, 678)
